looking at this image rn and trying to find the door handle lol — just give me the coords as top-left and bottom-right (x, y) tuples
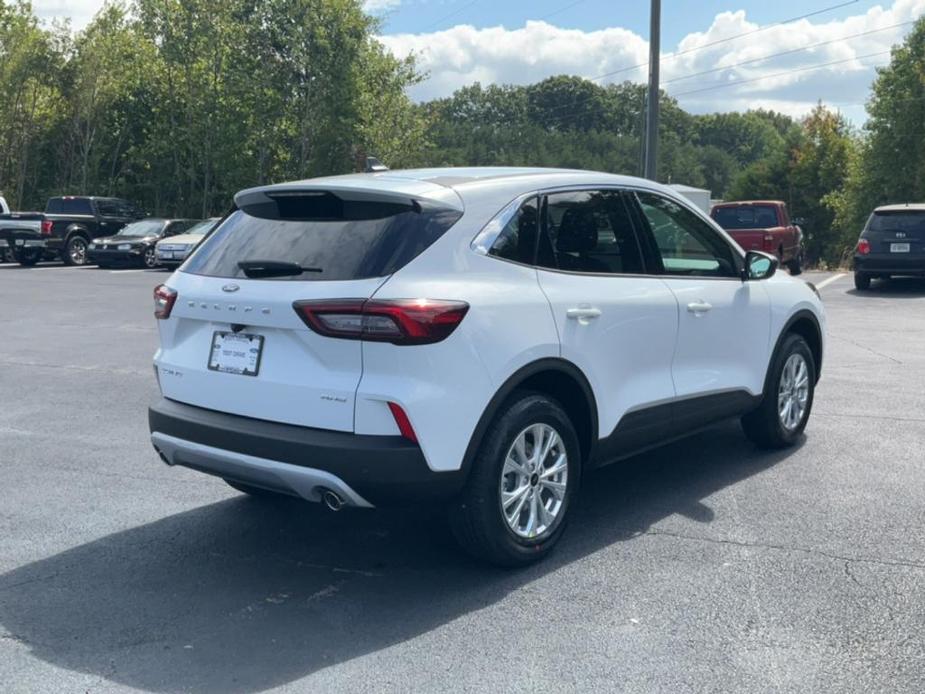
(687, 301), (712, 314)
(566, 307), (602, 321)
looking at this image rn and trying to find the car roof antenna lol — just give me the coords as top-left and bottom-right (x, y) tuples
(365, 156), (389, 173)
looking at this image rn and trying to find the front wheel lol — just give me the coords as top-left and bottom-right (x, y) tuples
(854, 271), (871, 291)
(448, 392), (581, 567)
(742, 333), (816, 449)
(142, 245), (158, 269)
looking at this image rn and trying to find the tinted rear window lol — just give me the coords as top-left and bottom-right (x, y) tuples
(46, 198), (93, 215)
(183, 198), (462, 281)
(867, 211), (925, 234)
(712, 205), (778, 230)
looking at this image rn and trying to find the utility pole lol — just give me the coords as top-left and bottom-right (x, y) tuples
(644, 0), (661, 181)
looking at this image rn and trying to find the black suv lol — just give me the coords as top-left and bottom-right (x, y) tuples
(854, 204), (925, 290)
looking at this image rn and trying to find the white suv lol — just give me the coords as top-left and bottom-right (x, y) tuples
(149, 167), (825, 566)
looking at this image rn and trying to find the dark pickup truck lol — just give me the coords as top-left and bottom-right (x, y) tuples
(0, 196), (144, 266)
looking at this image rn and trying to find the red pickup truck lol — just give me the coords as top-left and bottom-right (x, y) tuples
(710, 200), (804, 275)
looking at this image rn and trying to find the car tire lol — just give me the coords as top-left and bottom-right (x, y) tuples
(142, 246), (158, 269)
(787, 252), (803, 276)
(854, 271), (871, 291)
(742, 333), (816, 449)
(448, 391), (581, 567)
(63, 235), (89, 266)
(224, 479), (281, 498)
(15, 247), (41, 266)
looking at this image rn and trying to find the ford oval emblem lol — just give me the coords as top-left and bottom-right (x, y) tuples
(222, 283), (240, 293)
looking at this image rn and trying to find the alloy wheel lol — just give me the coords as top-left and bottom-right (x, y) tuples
(69, 238), (87, 265)
(778, 353), (809, 431)
(499, 423), (568, 539)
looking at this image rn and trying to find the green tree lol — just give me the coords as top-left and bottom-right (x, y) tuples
(830, 17), (925, 254)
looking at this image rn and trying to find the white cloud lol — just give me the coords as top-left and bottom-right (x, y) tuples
(380, 0), (925, 121)
(363, 0), (403, 13)
(31, 0), (102, 30)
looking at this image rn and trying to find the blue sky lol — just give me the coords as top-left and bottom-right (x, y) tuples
(34, 0), (925, 123)
(376, 0), (873, 45)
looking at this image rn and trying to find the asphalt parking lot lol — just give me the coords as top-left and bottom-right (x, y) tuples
(1, 262), (923, 693)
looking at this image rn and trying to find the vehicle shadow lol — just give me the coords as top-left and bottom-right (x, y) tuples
(847, 277), (925, 298)
(0, 421), (801, 693)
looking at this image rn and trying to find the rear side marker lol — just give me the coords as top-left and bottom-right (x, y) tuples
(387, 402), (418, 443)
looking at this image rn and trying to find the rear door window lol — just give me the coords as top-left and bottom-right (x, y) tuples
(46, 198), (93, 215)
(183, 194), (462, 281)
(538, 190), (646, 275)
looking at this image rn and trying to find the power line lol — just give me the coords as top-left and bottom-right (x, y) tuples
(671, 49), (892, 97)
(539, 0), (589, 22)
(562, 0), (862, 86)
(418, 0), (481, 32)
(662, 20), (913, 86)
(526, 0), (872, 126)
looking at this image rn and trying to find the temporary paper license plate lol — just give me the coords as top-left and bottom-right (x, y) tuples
(208, 331), (264, 376)
(891, 243), (910, 253)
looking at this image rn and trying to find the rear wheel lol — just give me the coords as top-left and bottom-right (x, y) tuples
(787, 252), (803, 276)
(63, 235), (89, 266)
(854, 271), (871, 291)
(448, 391), (581, 567)
(15, 247), (41, 266)
(742, 333), (815, 449)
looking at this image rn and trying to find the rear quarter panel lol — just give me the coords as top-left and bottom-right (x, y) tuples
(356, 229), (560, 473)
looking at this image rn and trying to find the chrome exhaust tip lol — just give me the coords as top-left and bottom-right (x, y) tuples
(320, 488), (346, 511)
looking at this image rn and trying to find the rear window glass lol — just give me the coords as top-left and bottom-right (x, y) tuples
(867, 211), (925, 233)
(712, 205), (778, 230)
(46, 198), (93, 215)
(183, 197), (462, 281)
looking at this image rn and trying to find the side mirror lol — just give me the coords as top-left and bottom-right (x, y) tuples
(744, 250), (778, 281)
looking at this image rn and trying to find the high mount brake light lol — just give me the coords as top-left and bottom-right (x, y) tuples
(293, 299), (469, 345)
(154, 284), (177, 319)
(857, 238), (871, 255)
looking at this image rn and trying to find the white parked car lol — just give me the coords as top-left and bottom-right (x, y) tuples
(155, 217), (220, 268)
(149, 167), (825, 565)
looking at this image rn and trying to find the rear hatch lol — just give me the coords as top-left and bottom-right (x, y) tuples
(154, 178), (463, 432)
(864, 209), (925, 257)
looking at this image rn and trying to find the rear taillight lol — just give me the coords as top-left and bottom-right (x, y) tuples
(40, 220), (53, 235)
(153, 284), (177, 319)
(293, 299), (469, 345)
(857, 238), (871, 255)
(387, 402), (418, 443)
(762, 234), (775, 252)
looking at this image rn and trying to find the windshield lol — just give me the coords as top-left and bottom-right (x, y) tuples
(181, 218), (220, 237)
(712, 205), (779, 230)
(183, 198), (462, 281)
(116, 219), (165, 237)
(867, 211), (925, 234)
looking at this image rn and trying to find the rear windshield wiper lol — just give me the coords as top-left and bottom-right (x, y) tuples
(237, 260), (323, 278)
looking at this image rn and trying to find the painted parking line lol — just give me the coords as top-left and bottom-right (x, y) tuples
(109, 269), (147, 274)
(815, 273), (847, 290)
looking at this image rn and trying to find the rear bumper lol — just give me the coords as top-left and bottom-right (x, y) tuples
(148, 398), (465, 506)
(855, 255), (925, 275)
